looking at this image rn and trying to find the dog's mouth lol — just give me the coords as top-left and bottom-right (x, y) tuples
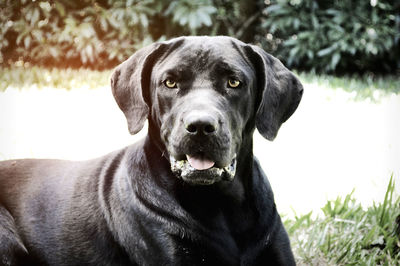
(170, 154), (237, 185)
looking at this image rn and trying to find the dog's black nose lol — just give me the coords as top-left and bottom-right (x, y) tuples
(184, 113), (218, 135)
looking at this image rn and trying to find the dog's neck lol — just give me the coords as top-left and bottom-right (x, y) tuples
(138, 126), (272, 245)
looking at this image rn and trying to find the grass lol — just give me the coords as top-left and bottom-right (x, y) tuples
(286, 175), (400, 265)
(1, 67), (399, 100)
(0, 66), (111, 91)
(298, 72), (400, 100)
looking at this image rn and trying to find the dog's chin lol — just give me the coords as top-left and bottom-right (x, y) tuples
(170, 156), (237, 185)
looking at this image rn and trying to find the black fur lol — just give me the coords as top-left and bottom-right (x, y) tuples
(0, 36), (303, 265)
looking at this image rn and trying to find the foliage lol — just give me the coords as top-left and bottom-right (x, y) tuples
(262, 0), (400, 73)
(0, 0), (261, 69)
(165, 0), (217, 33)
(0, 0), (399, 73)
(0, 0), (223, 68)
(286, 175), (400, 265)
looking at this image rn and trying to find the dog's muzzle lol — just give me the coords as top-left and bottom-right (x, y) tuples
(166, 106), (236, 185)
(170, 155), (237, 185)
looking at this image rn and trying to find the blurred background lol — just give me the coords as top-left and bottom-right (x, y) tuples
(0, 0), (400, 263)
(0, 0), (399, 73)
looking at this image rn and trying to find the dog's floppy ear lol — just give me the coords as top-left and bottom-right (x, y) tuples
(111, 43), (166, 135)
(247, 45), (303, 141)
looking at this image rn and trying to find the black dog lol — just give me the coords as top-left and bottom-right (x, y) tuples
(0, 36), (303, 265)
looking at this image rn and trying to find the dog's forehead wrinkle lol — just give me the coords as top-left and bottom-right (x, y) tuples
(193, 48), (211, 66)
(171, 41), (245, 70)
(167, 65), (191, 75)
(154, 58), (191, 78)
(158, 43), (254, 86)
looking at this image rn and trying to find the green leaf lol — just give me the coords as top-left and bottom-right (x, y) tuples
(197, 8), (213, 27)
(23, 35), (31, 48)
(139, 13), (149, 27)
(49, 47), (59, 58)
(99, 17), (108, 31)
(379, 175), (394, 227)
(311, 15), (319, 29)
(293, 18), (300, 30)
(317, 44), (337, 57)
(85, 45), (94, 63)
(189, 13), (199, 29)
(31, 7), (40, 26)
(55, 2), (66, 17)
(330, 52), (341, 70)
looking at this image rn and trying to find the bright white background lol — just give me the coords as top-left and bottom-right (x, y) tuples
(0, 82), (399, 217)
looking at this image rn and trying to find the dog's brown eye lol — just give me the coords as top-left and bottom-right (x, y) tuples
(164, 79), (177, 89)
(227, 79), (240, 88)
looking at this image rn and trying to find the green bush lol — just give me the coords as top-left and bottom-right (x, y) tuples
(0, 0), (399, 74)
(0, 0), (223, 68)
(261, 0), (400, 73)
(0, 0), (263, 69)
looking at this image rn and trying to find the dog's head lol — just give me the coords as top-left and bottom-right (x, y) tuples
(111, 36), (303, 185)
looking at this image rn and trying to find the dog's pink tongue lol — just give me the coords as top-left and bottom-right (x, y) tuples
(186, 155), (215, 170)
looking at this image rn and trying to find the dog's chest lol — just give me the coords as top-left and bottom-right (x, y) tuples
(168, 226), (268, 265)
(159, 207), (269, 265)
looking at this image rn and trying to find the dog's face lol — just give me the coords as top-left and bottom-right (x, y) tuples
(111, 36), (303, 185)
(150, 38), (257, 185)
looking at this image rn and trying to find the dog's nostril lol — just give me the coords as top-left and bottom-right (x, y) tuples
(184, 113), (218, 135)
(185, 122), (217, 135)
(185, 120), (217, 135)
(204, 124), (216, 134)
(186, 124), (198, 133)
